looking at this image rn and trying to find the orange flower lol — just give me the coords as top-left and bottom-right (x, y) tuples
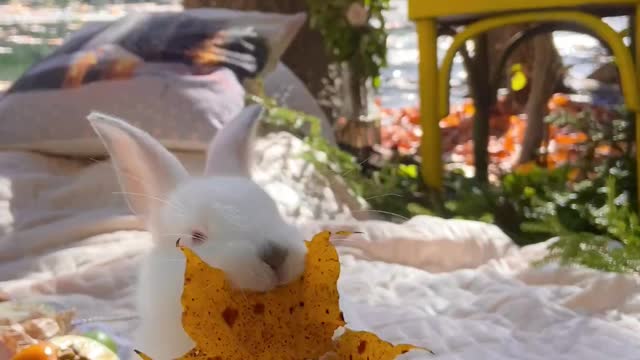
(502, 115), (526, 154)
(547, 150), (570, 167)
(554, 132), (588, 146)
(397, 139), (415, 155)
(548, 93), (570, 110)
(567, 168), (580, 181)
(514, 161), (537, 174)
(463, 99), (475, 117)
(595, 144), (622, 157)
(439, 114), (461, 128)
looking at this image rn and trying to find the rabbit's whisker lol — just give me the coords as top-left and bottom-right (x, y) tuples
(341, 154), (374, 177)
(364, 193), (403, 201)
(157, 257), (186, 262)
(115, 168), (188, 210)
(113, 191), (187, 216)
(158, 233), (195, 239)
(352, 209), (409, 221)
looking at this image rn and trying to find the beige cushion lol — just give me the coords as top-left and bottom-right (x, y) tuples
(0, 66), (244, 157)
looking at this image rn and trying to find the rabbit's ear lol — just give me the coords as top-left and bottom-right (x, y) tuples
(87, 111), (188, 220)
(204, 104), (265, 178)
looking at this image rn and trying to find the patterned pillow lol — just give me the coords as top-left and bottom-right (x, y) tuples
(0, 9), (307, 157)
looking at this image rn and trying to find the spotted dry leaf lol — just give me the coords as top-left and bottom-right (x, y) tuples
(134, 231), (430, 360)
(178, 230), (343, 360)
(333, 328), (431, 359)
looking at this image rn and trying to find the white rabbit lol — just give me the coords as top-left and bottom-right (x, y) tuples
(87, 105), (308, 359)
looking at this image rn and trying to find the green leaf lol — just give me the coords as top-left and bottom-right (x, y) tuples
(399, 164), (419, 179)
(372, 76), (381, 88)
(523, 186), (536, 198)
(510, 70), (528, 91)
(407, 203), (435, 216)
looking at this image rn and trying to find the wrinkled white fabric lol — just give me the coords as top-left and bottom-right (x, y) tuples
(1, 138), (639, 359)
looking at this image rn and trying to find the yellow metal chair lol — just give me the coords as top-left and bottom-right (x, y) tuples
(408, 0), (640, 199)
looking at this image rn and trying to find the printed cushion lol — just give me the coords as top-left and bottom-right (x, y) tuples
(0, 9), (306, 157)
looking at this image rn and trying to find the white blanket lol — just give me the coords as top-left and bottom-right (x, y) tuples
(1, 133), (640, 359)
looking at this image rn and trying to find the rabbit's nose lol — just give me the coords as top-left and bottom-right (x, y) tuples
(260, 243), (289, 271)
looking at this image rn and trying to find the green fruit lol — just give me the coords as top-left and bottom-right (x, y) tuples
(81, 331), (118, 354)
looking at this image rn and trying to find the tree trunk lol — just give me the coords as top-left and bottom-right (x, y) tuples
(487, 25), (534, 112)
(467, 34), (491, 183)
(485, 26), (563, 164)
(182, 0), (331, 119)
(464, 26), (530, 182)
(518, 34), (563, 164)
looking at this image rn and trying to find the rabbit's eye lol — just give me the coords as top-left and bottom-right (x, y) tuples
(191, 230), (207, 245)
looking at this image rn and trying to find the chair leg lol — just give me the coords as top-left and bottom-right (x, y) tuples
(634, 7), (640, 207)
(416, 19), (443, 190)
(470, 34), (491, 183)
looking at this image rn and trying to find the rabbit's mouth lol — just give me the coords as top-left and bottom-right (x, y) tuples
(186, 240), (306, 293)
(271, 248), (307, 287)
(260, 243), (289, 272)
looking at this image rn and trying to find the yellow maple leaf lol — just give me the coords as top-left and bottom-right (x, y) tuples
(332, 329), (432, 359)
(134, 231), (431, 360)
(180, 230), (343, 359)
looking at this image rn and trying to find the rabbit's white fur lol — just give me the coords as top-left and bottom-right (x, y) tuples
(87, 105), (307, 358)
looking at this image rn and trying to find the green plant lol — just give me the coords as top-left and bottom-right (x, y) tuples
(305, 0), (389, 89)
(530, 177), (640, 273)
(254, 95), (640, 273)
(516, 106), (640, 271)
(441, 166), (570, 244)
(544, 105), (635, 182)
(252, 94), (425, 221)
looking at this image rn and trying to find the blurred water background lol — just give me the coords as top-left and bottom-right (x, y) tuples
(0, 0), (628, 108)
